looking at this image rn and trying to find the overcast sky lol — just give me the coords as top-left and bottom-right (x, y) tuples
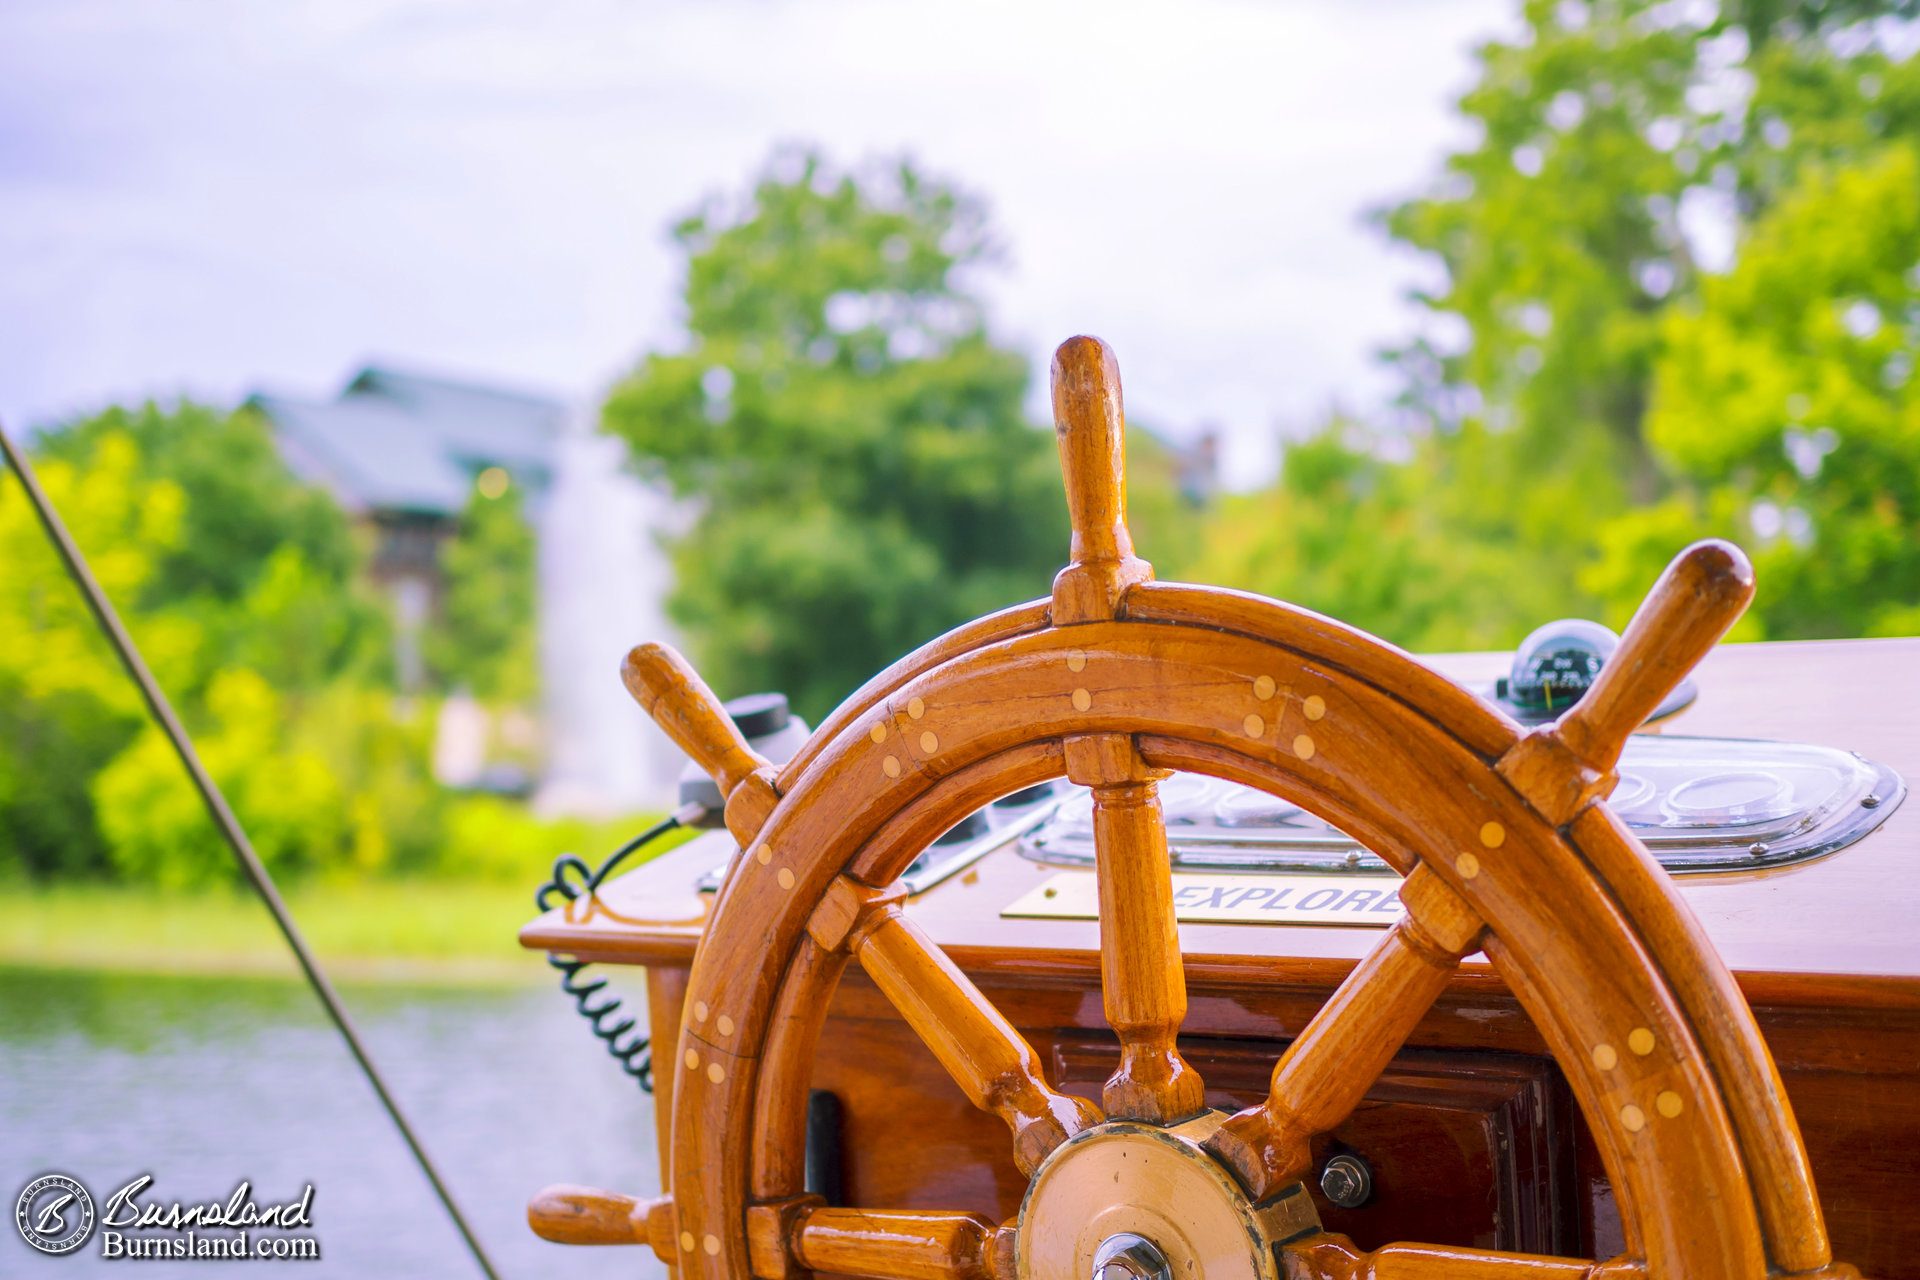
(0, 0), (1512, 484)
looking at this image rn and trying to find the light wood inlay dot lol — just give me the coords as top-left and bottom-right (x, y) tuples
(1243, 713), (1265, 739)
(1303, 694), (1326, 721)
(882, 756), (901, 779)
(1253, 675), (1276, 700)
(1621, 1104), (1646, 1133)
(693, 1000), (709, 1021)
(717, 1015), (735, 1036)
(684, 1049), (699, 1070)
(1657, 1090), (1684, 1118)
(1293, 733), (1315, 760)
(1592, 1043), (1618, 1071)
(1072, 688), (1092, 712)
(920, 731), (938, 752)
(1629, 1027), (1656, 1056)
(907, 697), (925, 719)
(1480, 821), (1506, 848)
(707, 1062), (725, 1084)
(755, 846), (771, 865)
(704, 1235), (721, 1256)
(681, 1232), (696, 1253)
(1067, 652), (1087, 673)
(777, 867), (796, 891)
(869, 723), (886, 744)
(1457, 852), (1482, 879)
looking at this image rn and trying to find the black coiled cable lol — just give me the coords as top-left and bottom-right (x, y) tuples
(534, 803), (706, 1094)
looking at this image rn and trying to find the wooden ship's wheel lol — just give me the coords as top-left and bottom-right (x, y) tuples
(530, 337), (1857, 1280)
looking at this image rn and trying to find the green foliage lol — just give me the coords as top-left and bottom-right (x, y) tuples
(603, 151), (1069, 720)
(426, 480), (538, 702)
(0, 685), (133, 883)
(91, 674), (449, 889)
(2, 432), (191, 879)
(1122, 425), (1208, 582)
(0, 405), (439, 887)
(1200, 425), (1461, 646)
(1204, 0), (1920, 649)
(1591, 144), (1920, 634)
(439, 794), (692, 883)
(39, 401), (358, 608)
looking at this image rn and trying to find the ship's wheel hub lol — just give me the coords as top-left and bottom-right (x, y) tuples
(1014, 1111), (1320, 1280)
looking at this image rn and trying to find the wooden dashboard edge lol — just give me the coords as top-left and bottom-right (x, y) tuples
(516, 919), (1920, 1014)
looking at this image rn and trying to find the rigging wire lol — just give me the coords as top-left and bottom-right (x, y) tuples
(0, 421), (502, 1280)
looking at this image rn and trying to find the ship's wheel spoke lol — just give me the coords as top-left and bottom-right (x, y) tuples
(751, 1205), (1005, 1280)
(1281, 1233), (1640, 1280)
(1074, 736), (1207, 1123)
(1203, 864), (1484, 1200)
(851, 902), (1101, 1175)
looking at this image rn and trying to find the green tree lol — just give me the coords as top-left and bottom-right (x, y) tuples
(0, 405), (437, 885)
(93, 670), (442, 887)
(0, 432), (184, 879)
(603, 151), (1069, 720)
(1203, 0), (1920, 649)
(34, 401), (388, 694)
(39, 402), (359, 607)
(1121, 424), (1210, 582)
(425, 477), (538, 703)
(1589, 144), (1920, 635)
(1198, 423), (1471, 647)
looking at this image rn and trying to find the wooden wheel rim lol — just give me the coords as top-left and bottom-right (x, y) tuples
(650, 337), (1833, 1280)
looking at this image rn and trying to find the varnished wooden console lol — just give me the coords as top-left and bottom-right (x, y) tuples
(527, 636), (1920, 1276)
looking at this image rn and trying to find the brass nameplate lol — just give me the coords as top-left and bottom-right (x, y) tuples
(1001, 871), (1405, 927)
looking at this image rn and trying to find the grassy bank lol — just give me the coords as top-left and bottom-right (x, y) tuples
(0, 881), (550, 984)
(0, 805), (697, 984)
(0, 839), (706, 985)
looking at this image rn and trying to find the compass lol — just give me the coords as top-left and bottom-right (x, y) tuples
(1491, 618), (1697, 725)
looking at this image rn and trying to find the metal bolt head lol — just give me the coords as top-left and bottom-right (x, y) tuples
(1091, 1233), (1170, 1280)
(1319, 1152), (1373, 1209)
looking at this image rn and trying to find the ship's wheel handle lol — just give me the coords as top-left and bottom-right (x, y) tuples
(528, 1184), (674, 1254)
(622, 641), (780, 843)
(1049, 335), (1153, 625)
(1500, 540), (1754, 825)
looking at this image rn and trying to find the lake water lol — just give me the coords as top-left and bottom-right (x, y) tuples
(0, 964), (672, 1278)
